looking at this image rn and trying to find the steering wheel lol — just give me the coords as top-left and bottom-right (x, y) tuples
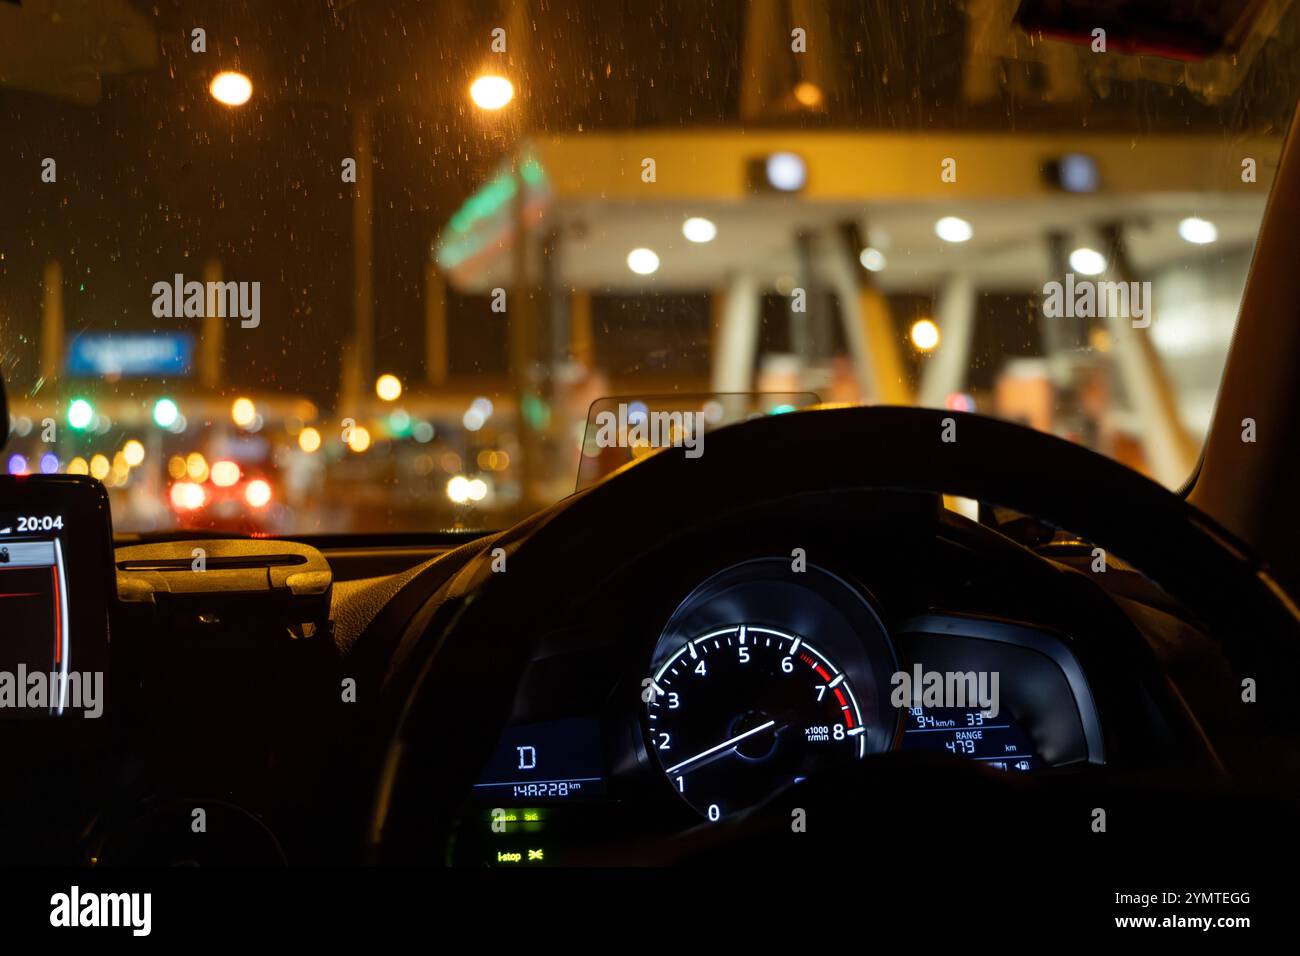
(366, 406), (1300, 864)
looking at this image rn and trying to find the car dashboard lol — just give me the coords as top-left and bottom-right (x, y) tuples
(438, 491), (1165, 866)
(0, 473), (1233, 868)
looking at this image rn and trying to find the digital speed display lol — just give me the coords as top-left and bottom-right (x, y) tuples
(900, 706), (1037, 771)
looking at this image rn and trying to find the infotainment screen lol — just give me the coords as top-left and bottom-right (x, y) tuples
(0, 476), (113, 720)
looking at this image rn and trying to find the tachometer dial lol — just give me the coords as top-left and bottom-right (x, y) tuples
(646, 625), (865, 820)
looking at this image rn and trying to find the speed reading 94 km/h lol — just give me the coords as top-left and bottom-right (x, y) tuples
(645, 624), (865, 820)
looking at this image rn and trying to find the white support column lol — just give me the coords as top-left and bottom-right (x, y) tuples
(822, 241), (912, 405)
(711, 272), (762, 393)
(918, 272), (977, 408)
(1101, 223), (1199, 486)
(821, 255), (874, 402)
(1105, 313), (1199, 486)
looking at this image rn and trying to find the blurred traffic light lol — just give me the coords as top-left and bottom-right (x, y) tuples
(153, 397), (180, 428)
(67, 398), (94, 430)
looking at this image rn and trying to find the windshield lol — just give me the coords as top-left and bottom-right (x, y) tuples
(3, 0), (1299, 534)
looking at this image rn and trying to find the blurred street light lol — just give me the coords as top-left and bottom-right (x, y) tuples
(122, 440), (146, 467)
(210, 71), (253, 106)
(447, 475), (472, 504)
(231, 397), (256, 428)
(170, 482), (206, 511)
(375, 373), (403, 401)
(185, 452), (209, 482)
(793, 82), (823, 108)
(347, 425), (372, 453)
(470, 75), (514, 111)
(211, 460), (241, 487)
(298, 426), (322, 453)
(911, 318), (941, 351)
(245, 479), (272, 508)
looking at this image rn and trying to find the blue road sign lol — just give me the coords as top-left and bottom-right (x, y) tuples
(66, 333), (194, 377)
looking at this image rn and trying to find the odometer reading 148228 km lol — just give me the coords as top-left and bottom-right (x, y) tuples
(645, 625), (865, 820)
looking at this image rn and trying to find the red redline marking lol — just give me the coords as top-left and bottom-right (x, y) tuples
(834, 683), (857, 728)
(796, 650), (857, 731)
(52, 565), (62, 666)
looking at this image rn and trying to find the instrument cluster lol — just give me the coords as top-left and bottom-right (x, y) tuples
(453, 554), (1104, 865)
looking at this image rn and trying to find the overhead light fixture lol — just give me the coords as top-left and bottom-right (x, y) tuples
(859, 247), (887, 272)
(627, 247), (660, 275)
(1069, 247), (1107, 276)
(682, 217), (717, 243)
(1178, 217), (1218, 245)
(765, 153), (807, 192)
(1044, 153), (1100, 193)
(934, 216), (972, 243)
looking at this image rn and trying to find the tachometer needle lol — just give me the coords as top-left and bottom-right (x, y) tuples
(665, 720), (777, 775)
